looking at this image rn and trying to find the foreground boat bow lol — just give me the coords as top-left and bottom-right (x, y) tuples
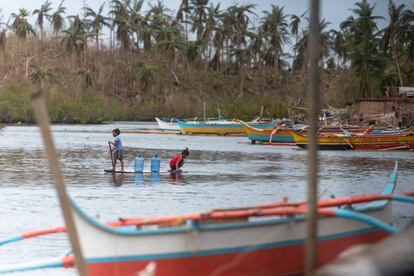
(68, 164), (399, 276)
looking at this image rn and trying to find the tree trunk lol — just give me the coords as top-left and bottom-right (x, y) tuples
(394, 54), (404, 87)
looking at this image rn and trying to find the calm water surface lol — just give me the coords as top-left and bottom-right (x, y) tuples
(0, 122), (413, 275)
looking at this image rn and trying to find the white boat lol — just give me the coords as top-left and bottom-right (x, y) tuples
(155, 117), (181, 131)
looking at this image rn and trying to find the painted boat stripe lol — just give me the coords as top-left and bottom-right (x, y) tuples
(85, 227), (381, 263)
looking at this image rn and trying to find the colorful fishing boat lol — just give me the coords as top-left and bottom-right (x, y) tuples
(178, 119), (276, 135)
(240, 121), (296, 144)
(290, 128), (414, 150)
(2, 164), (414, 275)
(72, 165), (409, 276)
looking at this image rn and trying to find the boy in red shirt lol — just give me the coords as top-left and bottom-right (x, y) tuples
(169, 148), (189, 173)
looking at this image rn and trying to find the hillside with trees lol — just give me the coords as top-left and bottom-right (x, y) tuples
(0, 0), (413, 123)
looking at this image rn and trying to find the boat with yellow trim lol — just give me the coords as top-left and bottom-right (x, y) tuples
(290, 128), (414, 150)
(240, 121), (295, 144)
(178, 119), (276, 135)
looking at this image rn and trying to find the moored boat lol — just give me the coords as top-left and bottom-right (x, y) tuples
(61, 163), (409, 275)
(178, 119), (276, 135)
(240, 121), (295, 144)
(290, 129), (414, 150)
(155, 117), (181, 131)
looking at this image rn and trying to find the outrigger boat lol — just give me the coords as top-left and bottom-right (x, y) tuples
(155, 117), (181, 131)
(290, 128), (414, 150)
(155, 117), (228, 132)
(1, 163), (414, 275)
(240, 121), (296, 144)
(178, 119), (276, 135)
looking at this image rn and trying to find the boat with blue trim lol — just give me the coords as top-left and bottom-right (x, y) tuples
(64, 163), (413, 275)
(178, 119), (276, 135)
(240, 121), (296, 144)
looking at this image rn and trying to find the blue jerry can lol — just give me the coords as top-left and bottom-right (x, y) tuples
(151, 155), (161, 172)
(134, 154), (144, 173)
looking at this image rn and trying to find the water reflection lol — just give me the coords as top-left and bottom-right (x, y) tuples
(169, 172), (185, 185)
(134, 173), (144, 185)
(151, 172), (160, 184)
(110, 173), (125, 187)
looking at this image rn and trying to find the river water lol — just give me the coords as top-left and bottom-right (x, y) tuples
(0, 122), (413, 275)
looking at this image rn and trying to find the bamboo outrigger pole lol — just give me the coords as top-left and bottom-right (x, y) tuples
(306, 0), (321, 275)
(32, 90), (88, 276)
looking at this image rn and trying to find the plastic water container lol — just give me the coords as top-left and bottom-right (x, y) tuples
(151, 172), (160, 183)
(134, 154), (144, 173)
(150, 155), (161, 172)
(134, 172), (144, 185)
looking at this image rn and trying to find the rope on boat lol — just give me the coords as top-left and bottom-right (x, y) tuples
(0, 255), (73, 274)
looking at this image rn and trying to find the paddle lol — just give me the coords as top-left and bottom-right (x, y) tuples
(108, 142), (115, 170)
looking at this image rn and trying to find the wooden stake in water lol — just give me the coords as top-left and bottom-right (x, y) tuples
(306, 0), (321, 274)
(32, 90), (88, 276)
(203, 101), (206, 121)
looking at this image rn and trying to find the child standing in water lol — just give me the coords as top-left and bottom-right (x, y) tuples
(109, 128), (124, 173)
(169, 148), (190, 173)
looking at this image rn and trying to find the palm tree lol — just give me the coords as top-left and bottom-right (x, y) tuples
(0, 29), (6, 51)
(203, 3), (221, 60)
(128, 0), (146, 50)
(61, 18), (87, 56)
(33, 0), (52, 42)
(30, 64), (57, 88)
(341, 0), (384, 98)
(293, 18), (330, 70)
(51, 1), (66, 38)
(381, 0), (409, 86)
(84, 3), (110, 49)
(289, 11), (307, 68)
(402, 8), (414, 80)
(227, 4), (256, 97)
(110, 0), (134, 51)
(155, 23), (186, 70)
(148, 0), (171, 31)
(0, 15), (6, 50)
(134, 61), (157, 92)
(259, 5), (289, 70)
(176, 0), (191, 41)
(9, 8), (36, 39)
(329, 29), (348, 68)
(189, 0), (209, 42)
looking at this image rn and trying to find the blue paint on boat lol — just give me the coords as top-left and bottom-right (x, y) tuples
(247, 134), (295, 143)
(178, 121), (276, 129)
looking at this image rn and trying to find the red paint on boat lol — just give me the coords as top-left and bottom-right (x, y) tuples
(86, 230), (388, 276)
(22, 226), (66, 238)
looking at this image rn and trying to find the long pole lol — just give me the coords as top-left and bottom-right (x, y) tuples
(306, 0), (321, 275)
(108, 142), (115, 169)
(32, 90), (88, 276)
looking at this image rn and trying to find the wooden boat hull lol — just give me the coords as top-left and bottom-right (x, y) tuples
(291, 131), (414, 150)
(86, 229), (387, 276)
(178, 121), (276, 135)
(240, 122), (294, 143)
(70, 165), (398, 276)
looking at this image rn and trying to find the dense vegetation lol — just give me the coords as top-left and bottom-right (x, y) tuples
(0, 0), (413, 123)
